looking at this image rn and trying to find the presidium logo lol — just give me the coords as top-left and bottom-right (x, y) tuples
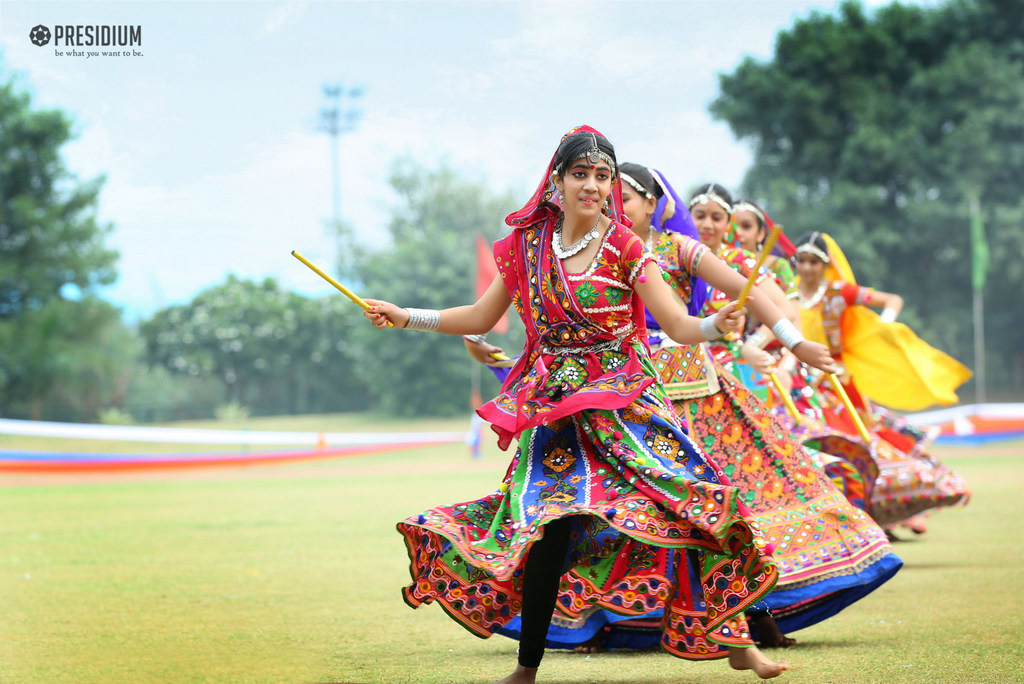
(29, 25), (51, 46)
(29, 23), (143, 57)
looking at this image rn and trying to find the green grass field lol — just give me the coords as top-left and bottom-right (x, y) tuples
(1, 415), (1022, 683)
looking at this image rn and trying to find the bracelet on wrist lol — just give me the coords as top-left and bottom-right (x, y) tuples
(879, 308), (897, 323)
(771, 319), (805, 351)
(745, 331), (768, 349)
(405, 308), (441, 332)
(699, 315), (724, 341)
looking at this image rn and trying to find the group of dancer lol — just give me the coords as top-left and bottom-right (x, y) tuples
(361, 126), (970, 682)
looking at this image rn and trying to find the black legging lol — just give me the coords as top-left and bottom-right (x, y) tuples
(517, 516), (574, 668)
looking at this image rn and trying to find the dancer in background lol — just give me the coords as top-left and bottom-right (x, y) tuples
(730, 205), (879, 513)
(634, 171), (900, 646)
(732, 200), (798, 299)
(792, 231), (971, 535)
(482, 165), (901, 654)
(365, 127), (789, 682)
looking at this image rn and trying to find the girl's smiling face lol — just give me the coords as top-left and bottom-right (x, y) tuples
(733, 209), (764, 253)
(554, 159), (614, 220)
(690, 199), (731, 250)
(795, 252), (826, 285)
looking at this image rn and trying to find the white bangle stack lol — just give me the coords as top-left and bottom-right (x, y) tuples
(699, 316), (724, 341)
(405, 308), (441, 332)
(771, 319), (805, 350)
(745, 331), (768, 349)
(879, 307), (898, 323)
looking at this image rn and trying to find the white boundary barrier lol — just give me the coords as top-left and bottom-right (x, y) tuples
(902, 403), (1024, 425)
(0, 418), (464, 446)
(3, 404), (1021, 447)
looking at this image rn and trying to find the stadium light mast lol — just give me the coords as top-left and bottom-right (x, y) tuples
(319, 83), (364, 229)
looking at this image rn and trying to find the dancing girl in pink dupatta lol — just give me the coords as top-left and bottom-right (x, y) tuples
(364, 126), (792, 682)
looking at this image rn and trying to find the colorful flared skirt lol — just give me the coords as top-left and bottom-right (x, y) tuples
(813, 384), (971, 529)
(398, 385), (778, 660)
(679, 367), (902, 635)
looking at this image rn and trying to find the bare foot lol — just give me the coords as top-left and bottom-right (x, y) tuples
(573, 632), (605, 654)
(905, 515), (928, 535)
(728, 646), (790, 679)
(490, 665), (538, 684)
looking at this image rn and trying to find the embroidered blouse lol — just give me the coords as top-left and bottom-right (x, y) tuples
(645, 232), (722, 400)
(799, 280), (874, 355)
(477, 218), (657, 450)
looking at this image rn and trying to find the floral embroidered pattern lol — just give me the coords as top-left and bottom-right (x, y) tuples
(574, 281), (600, 307)
(604, 287), (626, 305)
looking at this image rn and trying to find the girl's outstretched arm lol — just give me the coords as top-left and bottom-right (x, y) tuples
(868, 289), (904, 322)
(364, 275), (511, 335)
(633, 261), (745, 344)
(697, 254), (836, 373)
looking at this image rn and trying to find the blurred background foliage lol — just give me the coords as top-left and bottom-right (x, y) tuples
(1, 0), (1020, 422)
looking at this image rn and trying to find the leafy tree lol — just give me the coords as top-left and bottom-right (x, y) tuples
(0, 296), (135, 421)
(711, 0), (1024, 391)
(0, 72), (122, 418)
(343, 159), (521, 416)
(0, 76), (118, 318)
(140, 275), (371, 416)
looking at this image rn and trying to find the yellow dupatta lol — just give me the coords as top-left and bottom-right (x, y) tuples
(804, 234), (971, 410)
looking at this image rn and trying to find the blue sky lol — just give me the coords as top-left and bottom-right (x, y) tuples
(0, 0), (928, 320)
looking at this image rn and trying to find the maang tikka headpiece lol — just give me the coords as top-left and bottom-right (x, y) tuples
(733, 201), (765, 225)
(687, 184), (733, 214)
(620, 173), (653, 199)
(795, 230), (831, 263)
(555, 132), (616, 176)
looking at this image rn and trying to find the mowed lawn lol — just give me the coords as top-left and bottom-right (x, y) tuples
(0, 416), (1022, 684)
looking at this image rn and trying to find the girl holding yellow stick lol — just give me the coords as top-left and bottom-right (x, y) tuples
(622, 168), (900, 649)
(792, 231), (971, 536)
(732, 201), (799, 302)
(481, 165), (900, 655)
(363, 126), (798, 682)
(721, 207), (880, 519)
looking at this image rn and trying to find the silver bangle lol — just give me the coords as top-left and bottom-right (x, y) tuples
(745, 331), (768, 349)
(700, 315), (724, 341)
(404, 308), (441, 332)
(771, 318), (805, 350)
(880, 307), (897, 323)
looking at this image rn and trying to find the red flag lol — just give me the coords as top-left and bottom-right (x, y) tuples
(476, 234), (508, 334)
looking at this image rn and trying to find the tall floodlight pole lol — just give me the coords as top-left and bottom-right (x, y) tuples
(969, 192), (988, 405)
(319, 83), (364, 229)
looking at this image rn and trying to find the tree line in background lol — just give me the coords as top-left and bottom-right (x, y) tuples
(711, 0), (1024, 387)
(1, 0), (1021, 423)
(0, 68), (520, 422)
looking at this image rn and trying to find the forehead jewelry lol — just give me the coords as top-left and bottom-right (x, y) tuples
(553, 133), (616, 176)
(687, 184), (732, 214)
(795, 231), (830, 263)
(586, 133), (601, 164)
(733, 201), (765, 225)
(620, 173), (653, 199)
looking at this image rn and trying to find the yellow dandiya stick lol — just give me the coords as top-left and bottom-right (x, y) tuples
(828, 373), (872, 442)
(291, 250), (393, 328)
(735, 225), (782, 310)
(463, 334), (512, 363)
(767, 372), (800, 420)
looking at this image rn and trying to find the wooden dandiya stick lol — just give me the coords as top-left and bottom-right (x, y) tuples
(735, 225), (782, 310)
(829, 373), (872, 442)
(767, 372), (800, 420)
(291, 250), (393, 328)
